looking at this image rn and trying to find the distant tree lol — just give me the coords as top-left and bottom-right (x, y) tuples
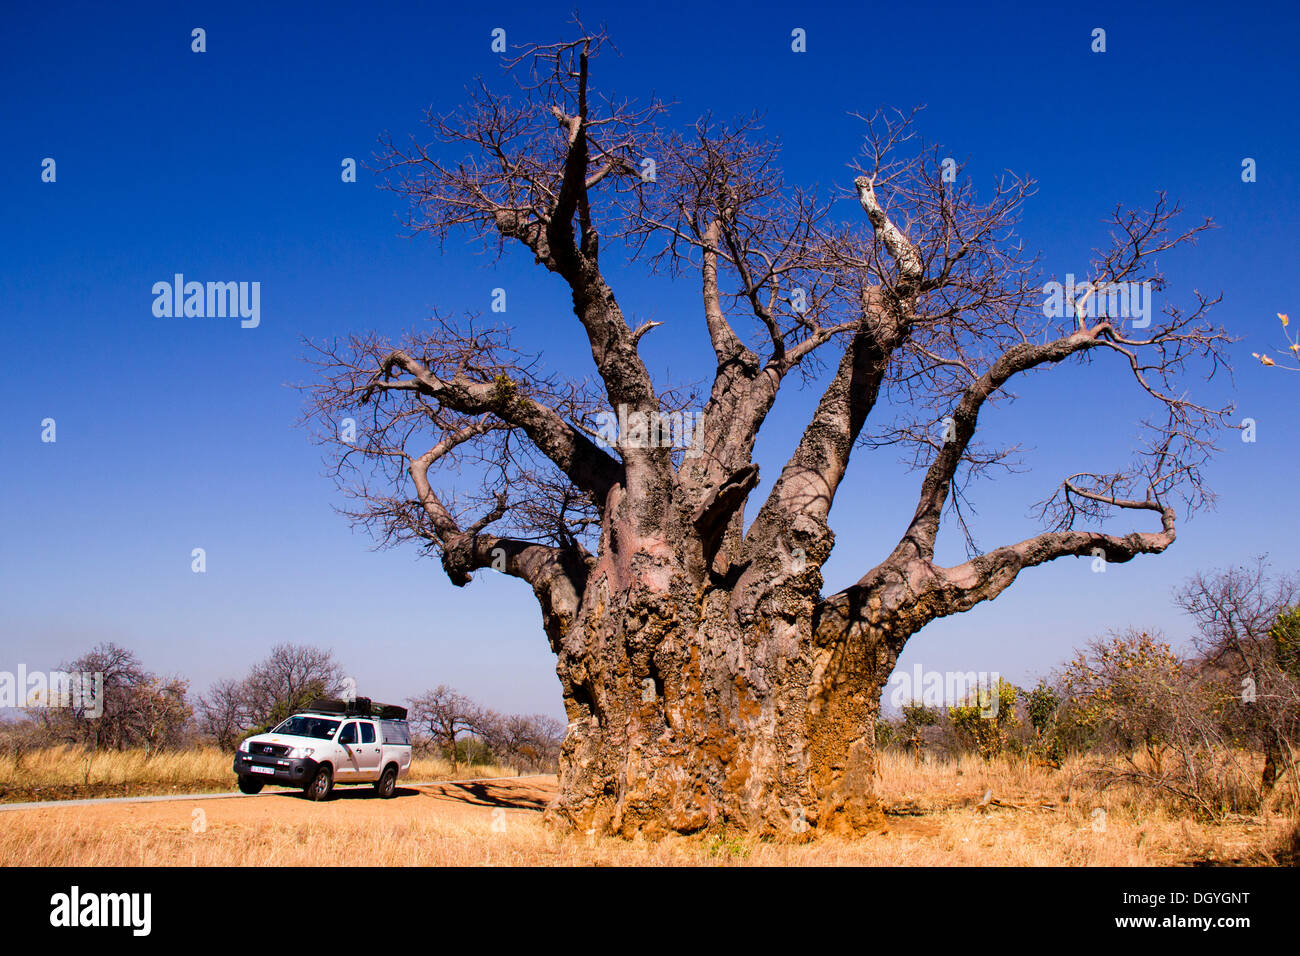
(1176, 560), (1300, 791)
(1057, 629), (1264, 818)
(1265, 607), (1300, 792)
(196, 677), (249, 750)
(529, 714), (566, 770)
(1272, 606), (1300, 679)
(408, 685), (484, 772)
(239, 643), (346, 733)
(1025, 680), (1063, 763)
(195, 644), (346, 747)
(39, 643), (190, 753)
(486, 712), (565, 773)
(134, 679), (193, 755)
(0, 718), (44, 771)
(1060, 631), (1185, 771)
(1025, 682), (1060, 736)
(1176, 558), (1299, 676)
(475, 709), (507, 765)
(949, 679), (1019, 760)
(899, 703), (939, 759)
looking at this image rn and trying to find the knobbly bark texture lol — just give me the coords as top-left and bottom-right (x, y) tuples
(308, 29), (1233, 837)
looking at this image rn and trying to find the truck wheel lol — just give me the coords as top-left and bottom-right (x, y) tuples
(374, 765), (398, 799)
(305, 765), (333, 801)
(237, 775), (265, 795)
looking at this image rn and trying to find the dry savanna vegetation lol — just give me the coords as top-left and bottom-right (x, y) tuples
(0, 745), (515, 804)
(2, 561), (1297, 865)
(0, 640), (563, 805)
(0, 753), (1294, 867)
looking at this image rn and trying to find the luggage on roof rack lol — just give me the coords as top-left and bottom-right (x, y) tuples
(304, 697), (407, 720)
(304, 698), (348, 715)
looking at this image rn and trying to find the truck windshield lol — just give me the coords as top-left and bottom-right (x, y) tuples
(271, 716), (341, 740)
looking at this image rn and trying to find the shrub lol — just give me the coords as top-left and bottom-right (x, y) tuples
(948, 679), (1018, 760)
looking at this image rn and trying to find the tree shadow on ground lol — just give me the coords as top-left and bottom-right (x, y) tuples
(415, 780), (553, 812)
(269, 785), (423, 801)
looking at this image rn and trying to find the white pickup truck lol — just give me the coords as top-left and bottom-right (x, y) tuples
(233, 698), (412, 800)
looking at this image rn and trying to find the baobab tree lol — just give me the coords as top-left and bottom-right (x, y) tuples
(306, 29), (1234, 836)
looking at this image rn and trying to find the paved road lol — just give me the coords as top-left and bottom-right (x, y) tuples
(0, 773), (549, 812)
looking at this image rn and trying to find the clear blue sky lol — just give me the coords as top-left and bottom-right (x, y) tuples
(2, 0), (1298, 718)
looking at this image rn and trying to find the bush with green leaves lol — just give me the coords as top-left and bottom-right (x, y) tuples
(1024, 681), (1063, 762)
(948, 679), (1019, 760)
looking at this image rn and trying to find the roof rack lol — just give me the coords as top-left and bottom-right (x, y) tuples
(304, 697), (408, 721)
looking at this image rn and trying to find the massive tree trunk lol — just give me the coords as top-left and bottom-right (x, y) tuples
(533, 497), (1180, 837)
(548, 547), (900, 837)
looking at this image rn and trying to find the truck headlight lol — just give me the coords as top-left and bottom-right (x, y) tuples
(289, 746), (315, 759)
(238, 740), (249, 753)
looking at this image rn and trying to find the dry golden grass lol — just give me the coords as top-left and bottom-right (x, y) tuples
(0, 751), (1293, 866)
(0, 745), (516, 803)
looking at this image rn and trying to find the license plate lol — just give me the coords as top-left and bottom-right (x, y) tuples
(249, 765), (275, 775)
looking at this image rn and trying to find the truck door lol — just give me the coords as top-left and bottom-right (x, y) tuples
(355, 721), (383, 780)
(335, 720), (360, 779)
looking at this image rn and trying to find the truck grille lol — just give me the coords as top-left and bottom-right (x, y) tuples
(251, 743), (290, 757)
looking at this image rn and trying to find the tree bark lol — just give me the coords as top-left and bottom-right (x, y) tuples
(542, 491), (908, 837)
(546, 601), (915, 836)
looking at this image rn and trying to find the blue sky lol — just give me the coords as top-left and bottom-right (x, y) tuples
(2, 0), (1298, 718)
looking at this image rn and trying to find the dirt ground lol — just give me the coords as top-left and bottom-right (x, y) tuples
(2, 776), (554, 826)
(0, 772), (1290, 866)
